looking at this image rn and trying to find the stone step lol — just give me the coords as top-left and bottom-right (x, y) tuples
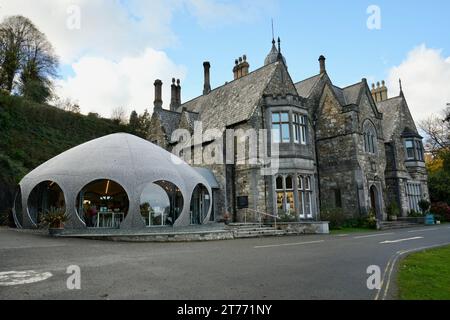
(227, 223), (263, 228)
(233, 229), (286, 239)
(379, 222), (422, 230)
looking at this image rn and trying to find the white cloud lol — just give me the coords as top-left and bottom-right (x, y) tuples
(387, 44), (450, 121)
(56, 48), (187, 117)
(0, 0), (180, 63)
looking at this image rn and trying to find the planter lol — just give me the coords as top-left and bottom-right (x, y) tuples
(49, 228), (64, 236)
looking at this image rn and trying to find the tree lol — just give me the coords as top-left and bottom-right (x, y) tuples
(53, 97), (80, 113)
(419, 110), (449, 156)
(111, 106), (128, 124)
(0, 15), (59, 102)
(129, 110), (139, 132)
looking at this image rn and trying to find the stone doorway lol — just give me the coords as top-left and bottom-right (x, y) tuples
(369, 185), (383, 220)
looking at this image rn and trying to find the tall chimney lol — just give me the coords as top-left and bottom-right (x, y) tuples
(170, 78), (178, 111)
(233, 59), (239, 80)
(241, 55), (249, 77)
(319, 55), (326, 74)
(203, 62), (211, 95)
(154, 79), (163, 109)
(176, 79), (181, 106)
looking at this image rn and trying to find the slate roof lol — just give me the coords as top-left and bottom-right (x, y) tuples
(377, 96), (404, 141)
(180, 62), (281, 131)
(295, 74), (321, 98)
(157, 109), (181, 137)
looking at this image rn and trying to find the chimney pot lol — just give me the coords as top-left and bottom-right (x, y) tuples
(170, 78), (178, 111)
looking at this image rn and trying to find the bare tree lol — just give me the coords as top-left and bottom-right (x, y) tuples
(111, 106), (128, 124)
(419, 109), (450, 156)
(53, 97), (80, 113)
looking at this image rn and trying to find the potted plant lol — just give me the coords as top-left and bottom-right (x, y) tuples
(40, 207), (68, 236)
(419, 199), (434, 225)
(387, 202), (400, 222)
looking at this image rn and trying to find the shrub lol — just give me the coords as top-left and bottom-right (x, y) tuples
(0, 209), (14, 227)
(431, 202), (450, 222)
(387, 202), (400, 219)
(278, 212), (297, 223)
(39, 207), (68, 228)
(418, 199), (431, 214)
(321, 207), (345, 230)
(408, 210), (423, 218)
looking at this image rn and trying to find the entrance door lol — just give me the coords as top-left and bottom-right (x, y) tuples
(370, 185), (382, 220)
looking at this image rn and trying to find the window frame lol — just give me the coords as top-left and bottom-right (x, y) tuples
(272, 112), (291, 144)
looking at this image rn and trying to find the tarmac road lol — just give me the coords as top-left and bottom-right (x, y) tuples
(0, 225), (449, 300)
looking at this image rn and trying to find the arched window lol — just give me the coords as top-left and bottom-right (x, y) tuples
(363, 120), (377, 154)
(275, 176), (285, 215)
(298, 176), (313, 219)
(28, 181), (65, 225)
(76, 180), (129, 228)
(285, 176), (295, 215)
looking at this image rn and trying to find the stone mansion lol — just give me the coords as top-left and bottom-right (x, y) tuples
(148, 39), (429, 223)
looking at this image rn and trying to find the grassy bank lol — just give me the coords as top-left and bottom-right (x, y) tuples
(398, 245), (450, 300)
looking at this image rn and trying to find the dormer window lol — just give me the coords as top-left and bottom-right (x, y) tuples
(405, 140), (415, 160)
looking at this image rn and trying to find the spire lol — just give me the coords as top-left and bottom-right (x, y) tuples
(399, 78), (404, 96)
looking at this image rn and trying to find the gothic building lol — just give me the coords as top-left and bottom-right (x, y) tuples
(149, 39), (429, 223)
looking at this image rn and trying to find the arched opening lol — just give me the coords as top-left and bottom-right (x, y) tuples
(190, 184), (210, 225)
(370, 185), (382, 220)
(27, 181), (65, 225)
(140, 181), (184, 227)
(76, 180), (129, 228)
(13, 186), (23, 228)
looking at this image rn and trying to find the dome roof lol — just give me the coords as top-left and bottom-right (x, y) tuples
(18, 133), (212, 228)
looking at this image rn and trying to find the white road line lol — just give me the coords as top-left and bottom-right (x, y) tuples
(354, 233), (394, 239)
(380, 237), (423, 244)
(254, 240), (325, 249)
(337, 234), (349, 237)
(0, 270), (53, 286)
(408, 228), (439, 233)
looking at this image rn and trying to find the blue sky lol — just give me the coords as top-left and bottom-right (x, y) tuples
(2, 0), (449, 120)
(164, 0), (450, 100)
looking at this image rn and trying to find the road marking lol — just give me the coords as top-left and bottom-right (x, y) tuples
(337, 234), (349, 237)
(254, 240), (325, 249)
(375, 242), (450, 300)
(380, 237), (423, 244)
(354, 233), (394, 239)
(0, 270), (53, 286)
(408, 228), (439, 233)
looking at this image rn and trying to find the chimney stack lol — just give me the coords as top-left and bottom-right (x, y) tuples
(319, 55), (326, 74)
(203, 62), (211, 95)
(176, 79), (181, 106)
(371, 80), (388, 102)
(233, 55), (250, 80)
(154, 79), (163, 110)
(170, 78), (178, 111)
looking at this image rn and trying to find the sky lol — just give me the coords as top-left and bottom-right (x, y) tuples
(0, 0), (449, 122)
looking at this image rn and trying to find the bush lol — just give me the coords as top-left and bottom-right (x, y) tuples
(278, 212), (297, 223)
(39, 207), (68, 228)
(0, 209), (15, 227)
(320, 207), (345, 230)
(431, 202), (450, 222)
(418, 199), (431, 214)
(408, 210), (423, 218)
(387, 202), (400, 219)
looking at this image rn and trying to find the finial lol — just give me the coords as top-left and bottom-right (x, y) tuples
(243, 54), (247, 61)
(235, 59), (239, 65)
(172, 78), (176, 84)
(277, 37), (281, 53)
(399, 79), (403, 92)
(177, 79), (180, 86)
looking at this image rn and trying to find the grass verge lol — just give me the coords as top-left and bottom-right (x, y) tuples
(398, 245), (450, 300)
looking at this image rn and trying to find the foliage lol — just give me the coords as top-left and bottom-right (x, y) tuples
(408, 210), (423, 218)
(39, 207), (68, 228)
(0, 209), (14, 227)
(427, 150), (450, 205)
(387, 201), (400, 218)
(418, 199), (431, 214)
(430, 202), (450, 222)
(278, 212), (297, 223)
(0, 15), (58, 103)
(320, 207), (346, 230)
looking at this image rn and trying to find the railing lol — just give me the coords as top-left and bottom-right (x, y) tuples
(243, 208), (280, 230)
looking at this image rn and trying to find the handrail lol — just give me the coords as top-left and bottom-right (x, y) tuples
(244, 208), (280, 229)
